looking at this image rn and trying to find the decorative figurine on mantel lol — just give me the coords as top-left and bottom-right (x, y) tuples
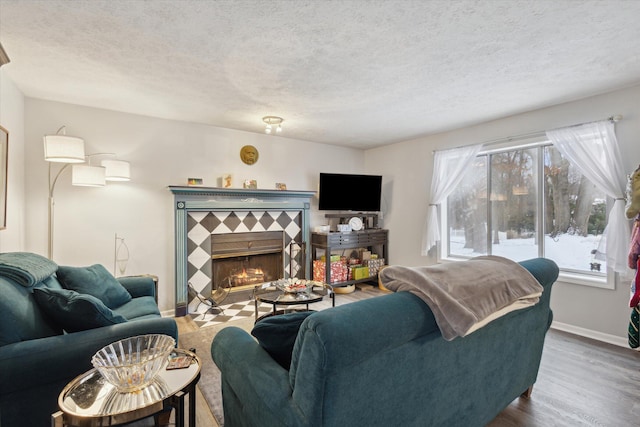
(243, 179), (258, 189)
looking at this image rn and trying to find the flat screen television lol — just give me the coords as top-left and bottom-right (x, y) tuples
(318, 173), (382, 212)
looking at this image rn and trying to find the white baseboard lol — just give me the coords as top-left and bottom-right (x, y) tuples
(551, 321), (628, 348)
(161, 309), (175, 318)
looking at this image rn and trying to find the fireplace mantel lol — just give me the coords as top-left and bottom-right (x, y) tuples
(169, 185), (316, 200)
(169, 186), (316, 316)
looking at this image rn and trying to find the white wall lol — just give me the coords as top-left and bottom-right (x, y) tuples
(14, 76), (640, 342)
(365, 83), (640, 343)
(24, 99), (364, 311)
(0, 69), (26, 251)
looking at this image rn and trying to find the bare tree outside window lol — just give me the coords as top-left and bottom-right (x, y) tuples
(446, 144), (606, 274)
(448, 156), (487, 256)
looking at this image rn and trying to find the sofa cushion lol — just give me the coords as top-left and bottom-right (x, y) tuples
(32, 287), (128, 333)
(0, 277), (62, 346)
(56, 264), (132, 309)
(251, 311), (314, 369)
(112, 296), (161, 320)
(41, 275), (64, 290)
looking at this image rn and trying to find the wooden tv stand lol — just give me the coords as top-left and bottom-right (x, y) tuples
(311, 227), (388, 287)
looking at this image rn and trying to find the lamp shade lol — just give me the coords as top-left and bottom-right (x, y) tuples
(101, 160), (130, 181)
(72, 165), (105, 187)
(44, 135), (86, 163)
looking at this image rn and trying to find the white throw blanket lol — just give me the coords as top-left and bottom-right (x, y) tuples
(379, 256), (543, 341)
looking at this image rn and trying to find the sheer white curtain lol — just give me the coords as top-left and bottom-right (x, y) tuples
(422, 144), (483, 255)
(546, 120), (630, 276)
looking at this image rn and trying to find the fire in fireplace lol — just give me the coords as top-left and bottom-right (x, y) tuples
(230, 267), (265, 286)
(211, 231), (285, 291)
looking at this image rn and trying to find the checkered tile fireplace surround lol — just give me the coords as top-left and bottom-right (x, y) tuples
(169, 186), (315, 316)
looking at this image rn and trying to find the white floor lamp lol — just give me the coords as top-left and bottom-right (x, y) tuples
(44, 126), (130, 260)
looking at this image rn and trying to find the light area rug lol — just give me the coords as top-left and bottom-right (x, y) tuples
(179, 316), (255, 427)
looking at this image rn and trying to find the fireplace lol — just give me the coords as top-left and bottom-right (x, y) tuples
(170, 186), (315, 316)
(211, 231), (284, 290)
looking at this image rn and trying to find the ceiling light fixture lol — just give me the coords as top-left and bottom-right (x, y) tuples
(262, 116), (283, 135)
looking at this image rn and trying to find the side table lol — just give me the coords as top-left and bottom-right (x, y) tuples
(52, 348), (200, 427)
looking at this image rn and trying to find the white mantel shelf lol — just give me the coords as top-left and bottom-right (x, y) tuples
(168, 185), (316, 199)
(169, 185), (316, 316)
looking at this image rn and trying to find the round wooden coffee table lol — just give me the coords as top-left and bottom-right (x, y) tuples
(52, 348), (200, 427)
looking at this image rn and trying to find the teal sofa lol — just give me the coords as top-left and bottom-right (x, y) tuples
(0, 253), (178, 427)
(211, 258), (558, 427)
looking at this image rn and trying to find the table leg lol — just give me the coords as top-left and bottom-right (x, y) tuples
(51, 411), (64, 427)
(188, 383), (197, 427)
(171, 390), (185, 427)
(169, 383), (197, 427)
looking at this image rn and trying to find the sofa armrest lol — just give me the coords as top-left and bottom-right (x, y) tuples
(211, 327), (310, 426)
(118, 275), (157, 299)
(0, 317), (177, 395)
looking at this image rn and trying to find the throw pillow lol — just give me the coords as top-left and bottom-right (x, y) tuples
(56, 264), (132, 309)
(33, 287), (127, 333)
(251, 310), (314, 369)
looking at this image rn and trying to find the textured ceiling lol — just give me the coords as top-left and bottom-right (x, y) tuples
(1, 0), (639, 149)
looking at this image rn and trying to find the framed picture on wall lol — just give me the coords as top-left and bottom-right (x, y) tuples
(0, 125), (7, 230)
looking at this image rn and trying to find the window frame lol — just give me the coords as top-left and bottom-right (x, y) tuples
(439, 139), (616, 290)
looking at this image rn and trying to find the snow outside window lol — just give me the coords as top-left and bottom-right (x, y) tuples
(444, 142), (608, 281)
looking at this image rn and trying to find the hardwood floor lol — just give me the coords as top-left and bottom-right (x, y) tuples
(170, 286), (640, 426)
(490, 329), (640, 426)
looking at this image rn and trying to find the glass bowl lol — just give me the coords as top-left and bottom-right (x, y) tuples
(274, 278), (318, 294)
(91, 334), (175, 393)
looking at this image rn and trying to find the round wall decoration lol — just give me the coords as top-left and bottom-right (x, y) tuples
(240, 145), (259, 165)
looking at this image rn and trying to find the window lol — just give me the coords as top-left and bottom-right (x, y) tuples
(444, 140), (607, 279)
